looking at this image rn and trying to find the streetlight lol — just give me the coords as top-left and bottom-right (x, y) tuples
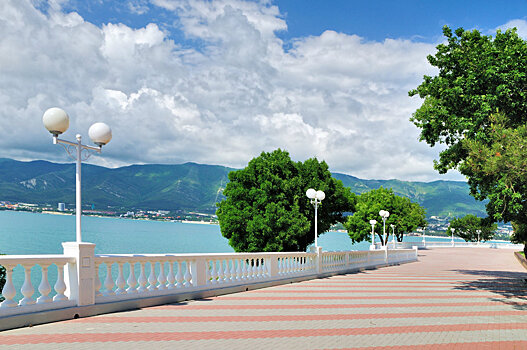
(369, 219), (377, 250)
(451, 227), (455, 246)
(379, 210), (390, 246)
(477, 229), (481, 245)
(43, 107), (112, 243)
(390, 224), (396, 248)
(306, 188), (325, 248)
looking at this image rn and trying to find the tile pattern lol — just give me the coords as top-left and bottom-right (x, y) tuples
(0, 248), (526, 349)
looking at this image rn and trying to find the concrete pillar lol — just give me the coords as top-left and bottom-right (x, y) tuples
(62, 242), (96, 306)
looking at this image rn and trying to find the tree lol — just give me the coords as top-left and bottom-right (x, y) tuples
(409, 26), (527, 174)
(216, 149), (355, 252)
(447, 215), (497, 242)
(344, 187), (427, 245)
(460, 113), (527, 253)
(0, 261), (5, 302)
(409, 25), (527, 255)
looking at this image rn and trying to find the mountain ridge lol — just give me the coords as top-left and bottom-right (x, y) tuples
(0, 158), (485, 217)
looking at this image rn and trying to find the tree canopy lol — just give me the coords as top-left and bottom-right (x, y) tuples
(216, 149), (355, 252)
(460, 114), (527, 252)
(410, 26), (527, 255)
(344, 187), (427, 245)
(447, 214), (497, 243)
(409, 26), (527, 174)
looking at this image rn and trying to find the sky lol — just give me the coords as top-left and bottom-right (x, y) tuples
(1, 0), (527, 182)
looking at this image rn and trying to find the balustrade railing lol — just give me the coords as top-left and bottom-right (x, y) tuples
(0, 255), (76, 316)
(0, 245), (417, 324)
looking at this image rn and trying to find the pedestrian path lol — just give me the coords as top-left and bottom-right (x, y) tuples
(0, 248), (526, 349)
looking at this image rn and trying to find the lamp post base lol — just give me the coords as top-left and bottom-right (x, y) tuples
(370, 244), (376, 250)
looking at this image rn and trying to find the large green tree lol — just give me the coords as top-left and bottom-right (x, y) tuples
(447, 214), (497, 243)
(409, 26), (527, 254)
(216, 149), (355, 252)
(344, 187), (427, 245)
(461, 114), (527, 253)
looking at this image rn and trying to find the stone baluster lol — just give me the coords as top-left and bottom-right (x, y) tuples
(183, 261), (192, 287)
(210, 260), (217, 285)
(166, 261), (176, 289)
(137, 262), (148, 293)
(220, 259), (227, 283)
(37, 264), (52, 303)
(0, 264), (17, 308)
(53, 263), (68, 302)
(104, 263), (115, 296)
(246, 259), (253, 280)
(126, 262), (137, 294)
(229, 259), (236, 282)
(241, 259), (248, 280)
(94, 262), (103, 297)
(115, 262), (127, 295)
(216, 260), (225, 284)
(147, 261), (157, 291)
(19, 264), (35, 306)
(175, 261), (184, 288)
(157, 261), (167, 290)
(235, 259), (242, 280)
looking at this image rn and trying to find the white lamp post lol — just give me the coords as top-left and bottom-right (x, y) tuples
(369, 219), (377, 250)
(379, 210), (390, 246)
(43, 107), (112, 243)
(306, 188), (325, 248)
(477, 229), (481, 245)
(390, 224), (396, 248)
(451, 227), (455, 247)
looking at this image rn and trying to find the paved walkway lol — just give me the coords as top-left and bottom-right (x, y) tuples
(0, 248), (526, 349)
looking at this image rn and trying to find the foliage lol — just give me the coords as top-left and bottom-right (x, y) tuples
(460, 114), (527, 253)
(216, 149), (355, 252)
(0, 258), (5, 302)
(409, 26), (527, 174)
(447, 215), (497, 242)
(344, 188), (427, 244)
(410, 25), (527, 255)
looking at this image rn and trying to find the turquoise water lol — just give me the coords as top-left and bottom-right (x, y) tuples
(0, 210), (464, 255)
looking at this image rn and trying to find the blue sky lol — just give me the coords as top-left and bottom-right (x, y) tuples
(1, 0), (527, 181)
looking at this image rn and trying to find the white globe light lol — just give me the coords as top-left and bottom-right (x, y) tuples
(89, 122), (112, 146)
(379, 210), (385, 217)
(43, 107), (69, 136)
(316, 190), (325, 201)
(385, 211), (390, 217)
(306, 188), (316, 199)
(369, 219), (377, 225)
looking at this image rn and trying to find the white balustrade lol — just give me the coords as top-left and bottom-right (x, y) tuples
(1, 249), (417, 321)
(0, 255), (76, 316)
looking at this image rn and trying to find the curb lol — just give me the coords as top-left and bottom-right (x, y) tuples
(514, 251), (527, 271)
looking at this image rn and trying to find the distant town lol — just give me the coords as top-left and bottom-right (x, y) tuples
(0, 201), (219, 224)
(1, 200), (513, 240)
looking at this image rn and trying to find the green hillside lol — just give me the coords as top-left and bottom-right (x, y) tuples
(0, 158), (486, 217)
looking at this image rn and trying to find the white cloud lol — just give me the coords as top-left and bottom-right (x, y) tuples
(495, 19), (527, 38)
(0, 0), (468, 181)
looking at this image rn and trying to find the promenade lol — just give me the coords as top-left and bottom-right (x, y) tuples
(0, 248), (526, 349)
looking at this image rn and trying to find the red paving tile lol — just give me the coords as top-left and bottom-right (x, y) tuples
(0, 248), (526, 349)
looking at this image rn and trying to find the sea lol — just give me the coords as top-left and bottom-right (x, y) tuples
(0, 210), (464, 255)
(0, 210), (464, 302)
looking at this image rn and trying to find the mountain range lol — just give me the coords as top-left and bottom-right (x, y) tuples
(0, 158), (486, 217)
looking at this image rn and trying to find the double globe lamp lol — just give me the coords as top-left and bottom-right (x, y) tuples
(42, 107), (112, 243)
(306, 188), (325, 248)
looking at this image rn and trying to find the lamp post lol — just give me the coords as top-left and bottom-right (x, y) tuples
(43, 107), (112, 243)
(379, 210), (390, 246)
(477, 229), (481, 245)
(390, 224), (396, 248)
(369, 219), (377, 250)
(451, 227), (455, 247)
(306, 188), (325, 248)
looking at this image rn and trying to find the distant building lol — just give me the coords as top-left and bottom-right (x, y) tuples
(58, 203), (65, 211)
